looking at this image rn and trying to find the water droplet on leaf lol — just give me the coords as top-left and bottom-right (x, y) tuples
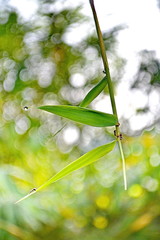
(24, 106), (28, 111)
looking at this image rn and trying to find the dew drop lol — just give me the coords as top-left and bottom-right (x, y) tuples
(24, 106), (28, 111)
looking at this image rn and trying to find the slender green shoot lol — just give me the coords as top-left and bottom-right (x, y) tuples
(117, 139), (127, 190)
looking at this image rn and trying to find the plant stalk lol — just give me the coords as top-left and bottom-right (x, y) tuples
(118, 139), (127, 190)
(89, 0), (127, 190)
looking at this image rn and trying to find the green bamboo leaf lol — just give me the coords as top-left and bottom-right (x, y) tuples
(38, 105), (117, 127)
(37, 140), (116, 191)
(80, 76), (107, 107)
(15, 141), (116, 203)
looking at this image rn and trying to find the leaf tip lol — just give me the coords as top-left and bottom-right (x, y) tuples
(14, 188), (37, 204)
(38, 106), (43, 110)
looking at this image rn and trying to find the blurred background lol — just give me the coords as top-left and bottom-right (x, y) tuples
(0, 0), (160, 239)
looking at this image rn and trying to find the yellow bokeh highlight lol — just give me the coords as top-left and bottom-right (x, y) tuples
(95, 195), (110, 209)
(60, 207), (75, 219)
(131, 213), (153, 231)
(93, 216), (108, 229)
(128, 184), (144, 198)
(126, 155), (139, 166)
(141, 134), (155, 148)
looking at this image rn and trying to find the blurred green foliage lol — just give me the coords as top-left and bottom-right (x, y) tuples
(0, 0), (160, 239)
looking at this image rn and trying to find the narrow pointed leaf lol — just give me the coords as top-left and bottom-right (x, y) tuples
(80, 76), (107, 107)
(15, 141), (116, 203)
(38, 105), (117, 127)
(37, 141), (116, 191)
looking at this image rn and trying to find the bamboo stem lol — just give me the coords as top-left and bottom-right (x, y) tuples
(89, 0), (127, 190)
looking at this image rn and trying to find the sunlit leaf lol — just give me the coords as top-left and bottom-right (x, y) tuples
(80, 76), (107, 107)
(38, 140), (116, 190)
(15, 141), (116, 203)
(38, 105), (117, 127)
